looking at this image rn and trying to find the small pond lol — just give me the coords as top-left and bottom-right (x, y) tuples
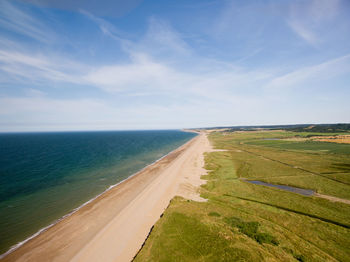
(245, 180), (315, 196)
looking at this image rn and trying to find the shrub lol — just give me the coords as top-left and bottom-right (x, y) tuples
(224, 217), (278, 246)
(208, 211), (221, 217)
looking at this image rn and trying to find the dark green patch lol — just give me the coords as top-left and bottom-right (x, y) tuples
(224, 217), (279, 246)
(287, 123), (350, 133)
(282, 247), (307, 261)
(208, 211), (221, 217)
(294, 253), (306, 262)
(331, 163), (350, 172)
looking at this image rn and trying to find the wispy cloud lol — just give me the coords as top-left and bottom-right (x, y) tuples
(0, 6), (270, 100)
(0, 50), (87, 84)
(0, 44), (268, 103)
(21, 0), (143, 18)
(0, 0), (55, 43)
(80, 10), (128, 44)
(287, 20), (318, 46)
(287, 0), (341, 46)
(0, 0), (346, 97)
(83, 53), (177, 92)
(140, 17), (191, 56)
(266, 54), (350, 89)
(83, 49), (273, 103)
(83, 13), (192, 60)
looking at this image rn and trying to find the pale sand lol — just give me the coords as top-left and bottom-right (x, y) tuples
(2, 132), (212, 262)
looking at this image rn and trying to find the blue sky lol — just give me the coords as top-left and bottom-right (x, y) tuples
(0, 0), (349, 132)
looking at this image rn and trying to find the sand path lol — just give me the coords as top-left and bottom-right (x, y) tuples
(314, 193), (350, 205)
(1, 132), (212, 262)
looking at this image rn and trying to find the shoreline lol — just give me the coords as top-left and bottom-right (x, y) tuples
(0, 133), (197, 260)
(1, 132), (209, 262)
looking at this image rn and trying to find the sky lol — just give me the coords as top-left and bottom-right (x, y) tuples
(0, 0), (349, 132)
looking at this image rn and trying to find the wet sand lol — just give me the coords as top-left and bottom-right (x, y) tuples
(1, 132), (212, 262)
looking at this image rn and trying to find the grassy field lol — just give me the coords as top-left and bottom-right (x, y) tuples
(135, 130), (350, 262)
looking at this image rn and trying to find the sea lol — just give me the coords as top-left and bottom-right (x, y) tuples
(0, 130), (196, 255)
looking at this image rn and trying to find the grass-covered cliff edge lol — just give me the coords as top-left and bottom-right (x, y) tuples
(135, 130), (350, 262)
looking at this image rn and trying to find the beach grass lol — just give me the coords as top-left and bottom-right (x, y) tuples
(135, 130), (350, 262)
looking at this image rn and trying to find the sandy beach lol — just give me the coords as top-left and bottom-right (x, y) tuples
(1, 131), (212, 262)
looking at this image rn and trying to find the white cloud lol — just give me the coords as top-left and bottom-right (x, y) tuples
(287, 20), (318, 46)
(83, 53), (177, 92)
(266, 54), (350, 89)
(287, 0), (340, 46)
(83, 50), (274, 105)
(83, 13), (193, 62)
(80, 10), (128, 44)
(0, 45), (269, 100)
(0, 0), (55, 43)
(140, 17), (191, 56)
(22, 0), (143, 18)
(0, 50), (87, 84)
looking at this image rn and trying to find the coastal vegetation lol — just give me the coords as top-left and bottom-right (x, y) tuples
(135, 129), (350, 261)
(205, 123), (350, 134)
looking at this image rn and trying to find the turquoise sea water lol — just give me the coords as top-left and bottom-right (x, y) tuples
(0, 130), (196, 254)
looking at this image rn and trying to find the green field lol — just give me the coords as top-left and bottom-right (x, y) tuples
(135, 130), (350, 262)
